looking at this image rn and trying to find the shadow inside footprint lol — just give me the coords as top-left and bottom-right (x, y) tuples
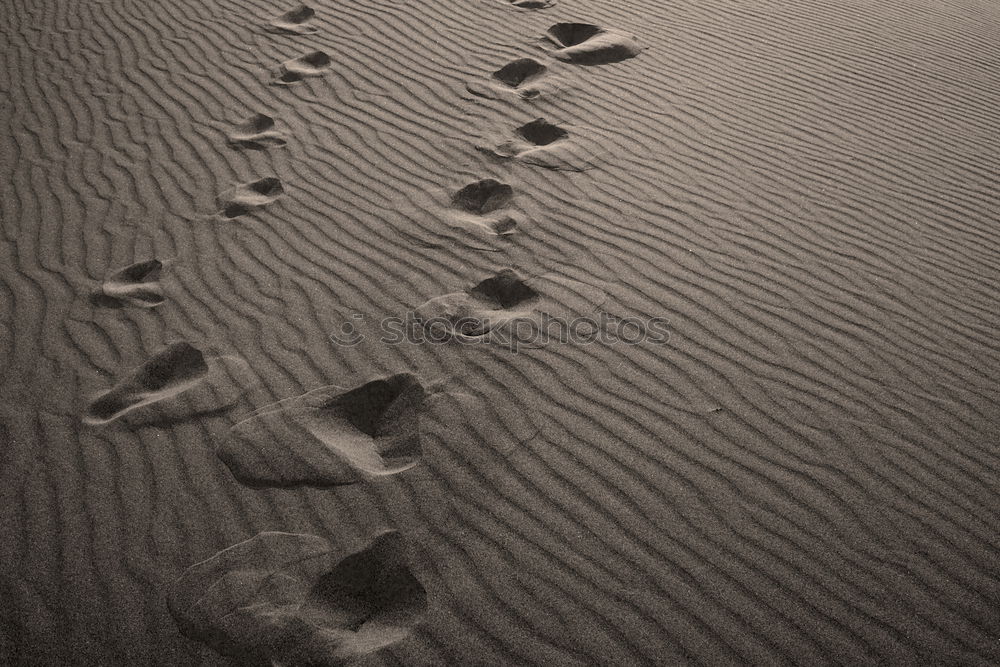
(168, 530), (426, 667)
(466, 58), (556, 101)
(227, 114), (287, 150)
(469, 269), (541, 309)
(517, 118), (568, 146)
(452, 179), (514, 214)
(84, 342), (209, 425)
(542, 22), (642, 65)
(217, 177), (284, 219)
(274, 50), (331, 85)
(91, 259), (164, 308)
(265, 4), (318, 34)
(219, 373), (426, 487)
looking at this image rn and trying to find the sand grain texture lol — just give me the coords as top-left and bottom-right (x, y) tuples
(3, 0), (1000, 663)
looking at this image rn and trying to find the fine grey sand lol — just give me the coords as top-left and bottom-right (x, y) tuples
(3, 0), (1000, 664)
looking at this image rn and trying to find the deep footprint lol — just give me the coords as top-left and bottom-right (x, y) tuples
(217, 177), (284, 218)
(168, 530), (426, 666)
(393, 177), (525, 251)
(466, 58), (555, 100)
(218, 373), (427, 487)
(84, 342), (210, 425)
(227, 113), (287, 150)
(448, 178), (520, 235)
(501, 0), (555, 8)
(542, 22), (642, 64)
(91, 259), (164, 308)
(414, 269), (541, 340)
(413, 269), (610, 347)
(265, 4), (318, 34)
(274, 50), (331, 85)
(517, 118), (568, 145)
(477, 118), (597, 170)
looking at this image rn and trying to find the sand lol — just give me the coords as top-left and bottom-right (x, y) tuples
(2, 0), (1000, 664)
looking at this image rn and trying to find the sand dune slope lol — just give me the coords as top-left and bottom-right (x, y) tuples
(2, 0), (1000, 664)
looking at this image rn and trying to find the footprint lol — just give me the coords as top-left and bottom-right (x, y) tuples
(500, 0), (555, 8)
(218, 373), (427, 487)
(452, 179), (514, 214)
(168, 530), (426, 666)
(84, 342), (209, 425)
(515, 117), (568, 145)
(413, 269), (610, 347)
(466, 58), (557, 100)
(477, 118), (599, 171)
(541, 22), (642, 65)
(468, 269), (542, 310)
(227, 113), (287, 150)
(90, 259), (165, 308)
(413, 269), (541, 342)
(395, 178), (526, 251)
(443, 178), (523, 238)
(217, 177), (284, 219)
(265, 4), (318, 34)
(273, 50), (331, 85)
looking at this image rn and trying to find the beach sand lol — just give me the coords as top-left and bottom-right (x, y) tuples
(2, 0), (1000, 664)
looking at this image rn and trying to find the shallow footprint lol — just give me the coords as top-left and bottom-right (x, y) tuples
(466, 58), (558, 101)
(217, 177), (284, 219)
(499, 0), (555, 8)
(84, 342), (209, 425)
(273, 50), (331, 85)
(449, 178), (522, 235)
(541, 22), (642, 65)
(218, 373), (427, 487)
(168, 530), (426, 667)
(477, 118), (599, 171)
(90, 259), (165, 308)
(265, 4), (318, 34)
(394, 177), (526, 252)
(227, 113), (287, 150)
(413, 268), (609, 348)
(414, 269), (541, 344)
